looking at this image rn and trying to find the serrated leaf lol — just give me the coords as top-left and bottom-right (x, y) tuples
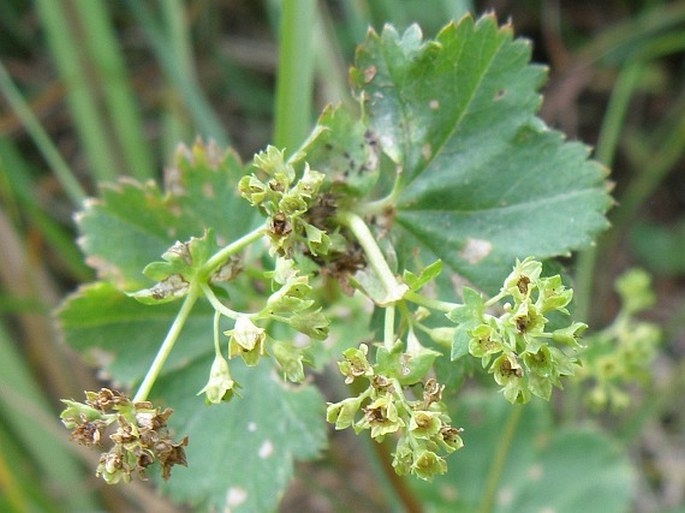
(154, 357), (326, 513)
(412, 393), (634, 513)
(77, 141), (254, 290)
(310, 16), (610, 294)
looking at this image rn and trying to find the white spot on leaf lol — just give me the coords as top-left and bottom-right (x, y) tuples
(224, 486), (247, 512)
(497, 486), (514, 506)
(247, 421), (257, 432)
(528, 463), (543, 480)
(429, 99), (440, 110)
(422, 143), (432, 160)
(258, 440), (273, 459)
(458, 238), (492, 264)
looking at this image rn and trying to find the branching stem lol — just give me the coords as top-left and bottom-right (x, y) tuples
(202, 224), (267, 276)
(201, 282), (241, 320)
(404, 290), (458, 313)
(337, 211), (406, 303)
(133, 288), (199, 402)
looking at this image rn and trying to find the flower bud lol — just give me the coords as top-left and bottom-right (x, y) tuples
(197, 354), (238, 404)
(338, 344), (373, 384)
(228, 316), (265, 351)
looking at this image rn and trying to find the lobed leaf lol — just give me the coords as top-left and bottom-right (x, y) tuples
(308, 15), (611, 294)
(76, 140), (254, 290)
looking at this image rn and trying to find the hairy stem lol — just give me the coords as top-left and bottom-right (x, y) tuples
(133, 288), (199, 402)
(478, 404), (524, 513)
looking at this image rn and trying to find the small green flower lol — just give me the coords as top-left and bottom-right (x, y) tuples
(502, 257), (542, 300)
(238, 174), (269, 206)
(491, 354), (530, 404)
(468, 323), (502, 359)
(359, 395), (405, 439)
(270, 340), (305, 383)
(552, 321), (588, 347)
(326, 396), (363, 430)
(523, 345), (554, 378)
(408, 410), (442, 440)
(615, 268), (655, 315)
(536, 275), (573, 313)
(392, 439), (414, 476)
(338, 344), (373, 384)
(197, 354), (238, 404)
(288, 309), (330, 340)
(411, 450), (447, 481)
(60, 399), (103, 429)
(228, 316), (265, 351)
(439, 426), (464, 453)
(227, 317), (266, 366)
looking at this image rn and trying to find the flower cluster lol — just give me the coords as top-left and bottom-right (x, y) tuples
(448, 258), (586, 403)
(327, 344), (463, 481)
(579, 269), (661, 411)
(239, 146), (336, 257)
(60, 388), (187, 483)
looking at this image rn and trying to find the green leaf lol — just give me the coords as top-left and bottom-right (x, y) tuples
(412, 393), (634, 513)
(155, 357), (325, 513)
(310, 15), (610, 294)
(77, 140), (254, 290)
(403, 259), (442, 291)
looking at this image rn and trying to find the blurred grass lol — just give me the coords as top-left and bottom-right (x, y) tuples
(0, 1), (683, 512)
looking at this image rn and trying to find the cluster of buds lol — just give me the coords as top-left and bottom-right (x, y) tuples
(580, 269), (661, 411)
(327, 344), (463, 481)
(60, 388), (187, 484)
(449, 258), (586, 403)
(239, 146), (336, 257)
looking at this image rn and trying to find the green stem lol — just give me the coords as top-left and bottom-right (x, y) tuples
(201, 282), (241, 320)
(404, 290), (458, 313)
(337, 211), (406, 303)
(133, 288), (199, 402)
(384, 305), (395, 351)
(202, 225), (267, 276)
(478, 404), (524, 513)
(355, 170), (403, 217)
(212, 310), (222, 357)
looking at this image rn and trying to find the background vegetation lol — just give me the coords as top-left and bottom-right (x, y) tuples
(0, 1), (684, 512)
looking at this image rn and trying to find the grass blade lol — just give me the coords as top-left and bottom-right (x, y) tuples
(34, 0), (119, 182)
(273, 0), (316, 153)
(74, 0), (156, 180)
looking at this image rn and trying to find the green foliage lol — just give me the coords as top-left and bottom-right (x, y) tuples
(412, 393), (635, 513)
(54, 14), (648, 513)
